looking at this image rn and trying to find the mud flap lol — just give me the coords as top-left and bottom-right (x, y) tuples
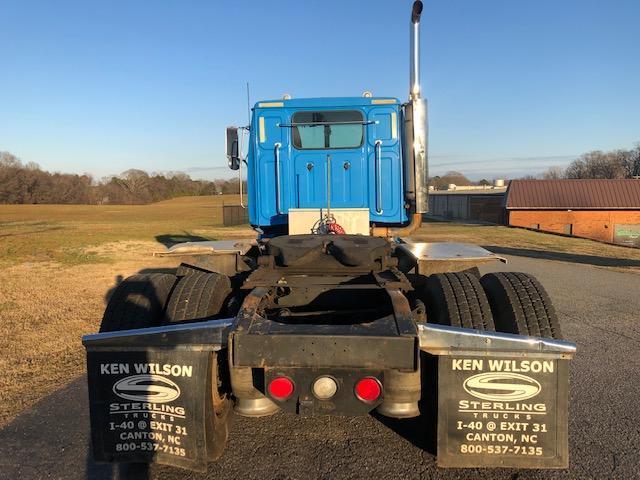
(436, 355), (569, 468)
(418, 323), (575, 469)
(83, 319), (232, 472)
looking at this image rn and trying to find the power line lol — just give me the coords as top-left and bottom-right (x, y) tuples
(429, 154), (578, 168)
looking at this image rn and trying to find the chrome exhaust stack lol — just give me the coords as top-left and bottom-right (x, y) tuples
(372, 1), (428, 237)
(410, 0), (423, 100)
(404, 0), (429, 215)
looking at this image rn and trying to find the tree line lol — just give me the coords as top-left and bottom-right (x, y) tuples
(0, 151), (244, 204)
(430, 143), (640, 189)
(534, 143), (640, 180)
(3, 142), (639, 204)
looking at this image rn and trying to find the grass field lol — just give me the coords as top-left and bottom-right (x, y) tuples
(1, 197), (639, 426)
(0, 196), (254, 425)
(0, 195), (253, 267)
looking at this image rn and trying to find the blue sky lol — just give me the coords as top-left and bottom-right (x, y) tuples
(1, 0), (639, 181)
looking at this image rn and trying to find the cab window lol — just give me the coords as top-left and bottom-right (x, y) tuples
(291, 110), (364, 150)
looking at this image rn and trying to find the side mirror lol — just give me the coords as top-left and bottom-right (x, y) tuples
(225, 126), (240, 170)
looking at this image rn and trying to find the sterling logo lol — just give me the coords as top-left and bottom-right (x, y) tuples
(463, 372), (541, 401)
(113, 374), (181, 403)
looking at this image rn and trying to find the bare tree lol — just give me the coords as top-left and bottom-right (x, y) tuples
(428, 171), (472, 190)
(541, 166), (565, 180)
(0, 151), (233, 205)
(565, 150), (629, 179)
(632, 144), (640, 177)
(0, 151), (21, 168)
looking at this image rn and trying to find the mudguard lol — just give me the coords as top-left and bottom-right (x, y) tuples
(83, 319), (231, 471)
(419, 323), (576, 468)
(396, 241), (508, 275)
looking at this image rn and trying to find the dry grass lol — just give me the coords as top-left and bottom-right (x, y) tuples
(0, 247), (164, 423)
(0, 196), (253, 426)
(1, 200), (639, 426)
(412, 221), (640, 272)
(0, 195), (249, 267)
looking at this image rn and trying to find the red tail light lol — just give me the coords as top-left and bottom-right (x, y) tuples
(354, 377), (382, 402)
(268, 376), (295, 401)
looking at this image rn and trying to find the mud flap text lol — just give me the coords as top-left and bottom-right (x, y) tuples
(87, 350), (211, 471)
(437, 355), (570, 468)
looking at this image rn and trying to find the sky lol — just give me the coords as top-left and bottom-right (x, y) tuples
(1, 0), (639, 181)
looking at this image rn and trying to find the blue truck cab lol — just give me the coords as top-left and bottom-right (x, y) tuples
(244, 96), (407, 231)
(226, 1), (429, 238)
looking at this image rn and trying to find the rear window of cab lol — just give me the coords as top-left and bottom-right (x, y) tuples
(291, 110), (364, 150)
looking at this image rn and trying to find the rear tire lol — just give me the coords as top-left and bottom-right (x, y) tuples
(164, 272), (233, 459)
(100, 273), (176, 332)
(100, 272), (232, 463)
(99, 273), (176, 477)
(165, 272), (232, 323)
(480, 272), (562, 339)
(207, 352), (232, 461)
(421, 272), (495, 330)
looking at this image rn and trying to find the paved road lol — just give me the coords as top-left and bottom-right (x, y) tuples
(1, 254), (639, 480)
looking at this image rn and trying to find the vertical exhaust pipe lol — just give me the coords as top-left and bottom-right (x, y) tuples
(410, 0), (423, 100)
(372, 1), (428, 237)
(408, 0), (428, 215)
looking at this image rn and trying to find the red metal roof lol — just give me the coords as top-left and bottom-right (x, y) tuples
(505, 179), (640, 210)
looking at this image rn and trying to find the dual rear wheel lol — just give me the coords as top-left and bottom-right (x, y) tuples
(99, 271), (234, 462)
(414, 270), (562, 452)
(421, 271), (562, 339)
(101, 270), (232, 330)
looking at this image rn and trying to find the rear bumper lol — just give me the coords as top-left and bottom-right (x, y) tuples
(232, 331), (417, 370)
(82, 318), (576, 358)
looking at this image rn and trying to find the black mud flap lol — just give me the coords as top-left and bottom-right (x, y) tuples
(418, 323), (575, 469)
(436, 355), (569, 468)
(83, 320), (231, 472)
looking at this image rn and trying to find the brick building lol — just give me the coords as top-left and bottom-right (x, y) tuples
(505, 179), (640, 247)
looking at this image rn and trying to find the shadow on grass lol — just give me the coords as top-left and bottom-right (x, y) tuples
(155, 233), (212, 249)
(484, 245), (640, 268)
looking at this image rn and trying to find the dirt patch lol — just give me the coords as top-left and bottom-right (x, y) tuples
(85, 240), (158, 259)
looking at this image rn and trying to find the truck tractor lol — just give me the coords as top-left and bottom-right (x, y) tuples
(84, 1), (575, 472)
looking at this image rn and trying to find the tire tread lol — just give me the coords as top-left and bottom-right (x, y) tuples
(423, 272), (495, 331)
(480, 272), (562, 339)
(165, 272), (232, 323)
